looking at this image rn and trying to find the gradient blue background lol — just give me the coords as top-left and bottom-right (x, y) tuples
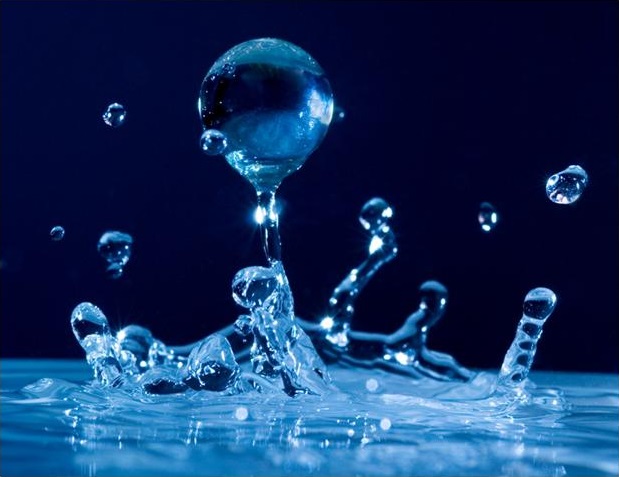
(1, 1), (617, 372)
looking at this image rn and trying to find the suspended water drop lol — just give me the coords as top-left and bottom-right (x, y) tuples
(359, 198), (393, 234)
(478, 202), (498, 232)
(199, 129), (228, 155)
(333, 105), (346, 122)
(102, 103), (126, 128)
(546, 165), (588, 204)
(199, 38), (333, 192)
(50, 225), (65, 241)
(97, 231), (133, 278)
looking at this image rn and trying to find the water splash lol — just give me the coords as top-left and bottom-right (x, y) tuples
(72, 39), (561, 406)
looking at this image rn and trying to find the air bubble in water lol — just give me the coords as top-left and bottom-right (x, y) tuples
(200, 129), (228, 156)
(50, 225), (65, 241)
(199, 38), (333, 191)
(546, 165), (588, 204)
(102, 103), (126, 128)
(478, 202), (498, 232)
(97, 231), (133, 278)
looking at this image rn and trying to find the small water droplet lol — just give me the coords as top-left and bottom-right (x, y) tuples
(200, 129), (228, 155)
(359, 197), (393, 234)
(333, 105), (346, 122)
(102, 103), (127, 128)
(97, 231), (133, 279)
(546, 165), (588, 204)
(478, 202), (498, 232)
(50, 225), (65, 241)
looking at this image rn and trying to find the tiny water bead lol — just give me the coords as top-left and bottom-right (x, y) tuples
(97, 231), (133, 278)
(478, 202), (498, 232)
(199, 38), (333, 192)
(102, 103), (126, 128)
(546, 165), (588, 204)
(199, 129), (227, 156)
(49, 225), (65, 241)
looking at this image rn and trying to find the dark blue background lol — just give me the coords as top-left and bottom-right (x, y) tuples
(1, 1), (617, 373)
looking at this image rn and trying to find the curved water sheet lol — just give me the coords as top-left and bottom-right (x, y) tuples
(2, 359), (617, 476)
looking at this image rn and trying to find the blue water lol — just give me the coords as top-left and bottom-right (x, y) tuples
(1, 359), (617, 476)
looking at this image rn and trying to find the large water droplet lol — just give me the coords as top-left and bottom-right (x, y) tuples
(359, 197), (393, 234)
(199, 38), (333, 191)
(546, 165), (588, 204)
(478, 202), (498, 232)
(232, 266), (280, 310)
(102, 103), (126, 128)
(183, 334), (241, 391)
(200, 129), (228, 156)
(50, 225), (65, 241)
(97, 231), (133, 278)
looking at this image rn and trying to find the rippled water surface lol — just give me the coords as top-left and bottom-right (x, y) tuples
(1, 359), (617, 476)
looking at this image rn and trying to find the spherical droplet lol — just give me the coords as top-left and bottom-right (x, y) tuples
(102, 103), (126, 128)
(359, 197), (393, 234)
(199, 38), (333, 191)
(546, 165), (588, 204)
(333, 105), (346, 122)
(200, 129), (228, 155)
(50, 225), (65, 241)
(523, 287), (557, 321)
(478, 202), (498, 232)
(97, 231), (133, 279)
